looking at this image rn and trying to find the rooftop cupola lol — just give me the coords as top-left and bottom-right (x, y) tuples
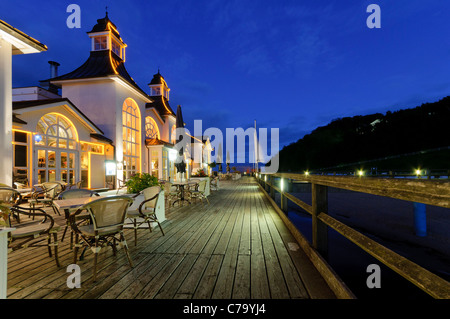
(148, 70), (170, 100)
(87, 11), (127, 61)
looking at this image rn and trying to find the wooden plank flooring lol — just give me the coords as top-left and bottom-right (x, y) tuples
(6, 177), (336, 299)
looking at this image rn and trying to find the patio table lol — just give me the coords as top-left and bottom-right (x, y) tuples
(53, 196), (105, 250)
(172, 181), (198, 206)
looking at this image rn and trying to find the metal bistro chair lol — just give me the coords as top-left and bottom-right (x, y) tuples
(29, 182), (63, 216)
(69, 196), (134, 282)
(126, 186), (165, 245)
(58, 189), (100, 245)
(163, 181), (180, 210)
(190, 180), (210, 205)
(0, 187), (60, 267)
(210, 176), (219, 191)
(116, 179), (128, 194)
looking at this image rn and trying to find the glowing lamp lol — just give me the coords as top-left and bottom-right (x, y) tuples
(304, 171), (309, 176)
(280, 178), (284, 192)
(34, 134), (42, 143)
(169, 149), (177, 161)
(358, 170), (364, 176)
(415, 169), (421, 175)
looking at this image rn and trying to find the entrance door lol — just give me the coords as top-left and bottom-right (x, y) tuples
(35, 149), (77, 185)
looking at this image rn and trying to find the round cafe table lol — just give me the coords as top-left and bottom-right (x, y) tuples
(172, 181), (198, 206)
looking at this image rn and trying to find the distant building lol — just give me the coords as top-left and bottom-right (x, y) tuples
(9, 13), (211, 188)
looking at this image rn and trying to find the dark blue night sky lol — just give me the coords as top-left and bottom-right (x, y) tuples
(2, 0), (450, 162)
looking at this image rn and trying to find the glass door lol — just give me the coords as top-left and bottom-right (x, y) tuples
(60, 151), (76, 184)
(35, 149), (77, 185)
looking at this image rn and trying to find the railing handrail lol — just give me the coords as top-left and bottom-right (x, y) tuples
(274, 173), (450, 208)
(256, 173), (450, 299)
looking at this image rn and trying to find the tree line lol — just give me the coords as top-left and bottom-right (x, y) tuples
(271, 96), (450, 172)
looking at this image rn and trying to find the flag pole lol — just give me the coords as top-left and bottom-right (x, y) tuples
(255, 119), (259, 174)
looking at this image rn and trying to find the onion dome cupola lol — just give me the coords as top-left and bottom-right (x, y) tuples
(44, 13), (148, 98)
(148, 70), (170, 100)
(146, 70), (176, 117)
(87, 11), (127, 61)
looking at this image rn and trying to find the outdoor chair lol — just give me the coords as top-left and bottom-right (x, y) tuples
(58, 189), (100, 245)
(126, 186), (164, 245)
(0, 187), (60, 267)
(210, 176), (219, 191)
(28, 182), (63, 216)
(69, 195), (134, 282)
(190, 180), (210, 205)
(116, 179), (128, 194)
(163, 181), (179, 209)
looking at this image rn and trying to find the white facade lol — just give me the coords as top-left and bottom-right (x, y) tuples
(0, 19), (47, 186)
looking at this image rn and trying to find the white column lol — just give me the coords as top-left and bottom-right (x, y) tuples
(0, 228), (14, 299)
(0, 38), (13, 186)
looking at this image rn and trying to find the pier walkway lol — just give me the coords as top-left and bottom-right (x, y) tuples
(6, 177), (337, 299)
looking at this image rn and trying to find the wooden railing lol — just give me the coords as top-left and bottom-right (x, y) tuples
(256, 172), (450, 299)
(311, 168), (450, 179)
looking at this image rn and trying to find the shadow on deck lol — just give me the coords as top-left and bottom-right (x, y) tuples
(7, 177), (338, 299)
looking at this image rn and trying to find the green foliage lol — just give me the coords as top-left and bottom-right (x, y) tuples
(208, 161), (217, 168)
(124, 173), (160, 194)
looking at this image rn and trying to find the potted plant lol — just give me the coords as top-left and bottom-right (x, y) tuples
(125, 173), (160, 194)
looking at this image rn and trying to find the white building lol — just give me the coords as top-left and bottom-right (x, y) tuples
(0, 19), (48, 186)
(9, 13), (212, 189)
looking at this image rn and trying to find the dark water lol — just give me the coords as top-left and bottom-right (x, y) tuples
(287, 211), (436, 299)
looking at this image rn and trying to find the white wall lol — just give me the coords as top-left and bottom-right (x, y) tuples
(62, 80), (118, 139)
(0, 39), (13, 185)
(12, 87), (60, 102)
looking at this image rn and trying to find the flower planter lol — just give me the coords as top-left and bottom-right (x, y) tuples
(189, 176), (210, 197)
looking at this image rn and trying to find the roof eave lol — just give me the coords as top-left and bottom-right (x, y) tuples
(0, 19), (47, 55)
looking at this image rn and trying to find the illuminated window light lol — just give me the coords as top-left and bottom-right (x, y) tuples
(169, 149), (177, 161)
(280, 178), (284, 192)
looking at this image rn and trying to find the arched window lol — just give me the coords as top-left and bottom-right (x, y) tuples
(145, 116), (160, 140)
(122, 98), (141, 179)
(35, 113), (77, 149)
(170, 124), (176, 144)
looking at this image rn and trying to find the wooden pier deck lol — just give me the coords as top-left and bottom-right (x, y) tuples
(6, 177), (336, 299)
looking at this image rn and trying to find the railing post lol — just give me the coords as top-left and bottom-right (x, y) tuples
(413, 202), (427, 237)
(312, 183), (328, 259)
(1, 228), (14, 299)
(280, 178), (288, 214)
(270, 175), (275, 199)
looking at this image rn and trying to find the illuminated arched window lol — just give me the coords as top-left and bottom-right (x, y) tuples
(122, 98), (141, 179)
(145, 116), (160, 140)
(170, 124), (176, 144)
(35, 113), (77, 149)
